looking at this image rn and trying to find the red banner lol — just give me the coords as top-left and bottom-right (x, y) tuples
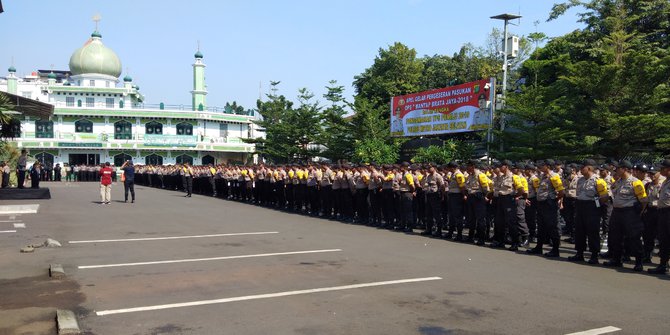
(390, 79), (492, 137)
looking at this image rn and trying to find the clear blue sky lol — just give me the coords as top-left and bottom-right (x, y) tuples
(0, 0), (582, 110)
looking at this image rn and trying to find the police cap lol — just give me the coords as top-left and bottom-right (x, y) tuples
(660, 159), (670, 168)
(447, 161), (458, 168)
(618, 160), (633, 169)
(582, 159), (597, 167)
(501, 159), (513, 167)
(545, 159), (556, 166)
(633, 163), (648, 172)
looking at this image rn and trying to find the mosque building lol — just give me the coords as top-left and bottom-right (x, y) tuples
(0, 27), (257, 168)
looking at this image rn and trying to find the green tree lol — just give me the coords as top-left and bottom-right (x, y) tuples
(351, 97), (400, 164)
(411, 139), (474, 164)
(353, 42), (424, 112)
(543, 0), (670, 157)
(318, 80), (354, 162)
(245, 81), (295, 162)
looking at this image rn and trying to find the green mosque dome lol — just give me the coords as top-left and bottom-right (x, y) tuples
(8, 65), (16, 73)
(68, 31), (122, 78)
(194, 50), (203, 59)
(123, 74), (132, 82)
(47, 72), (57, 79)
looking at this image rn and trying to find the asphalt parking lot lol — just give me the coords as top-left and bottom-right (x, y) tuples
(1, 182), (668, 335)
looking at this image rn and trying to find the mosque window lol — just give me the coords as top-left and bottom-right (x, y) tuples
(145, 154), (163, 165)
(145, 121), (163, 135)
(86, 97), (94, 107)
(175, 154), (193, 165)
(89, 80), (95, 87)
(176, 122), (193, 136)
(114, 120), (133, 140)
(35, 120), (54, 138)
(106, 98), (114, 108)
(75, 119), (93, 133)
(66, 97), (75, 107)
(106, 81), (110, 88)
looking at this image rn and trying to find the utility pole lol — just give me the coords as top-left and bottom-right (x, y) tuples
(490, 13), (521, 152)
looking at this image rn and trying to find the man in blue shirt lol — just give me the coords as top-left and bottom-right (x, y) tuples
(121, 160), (136, 203)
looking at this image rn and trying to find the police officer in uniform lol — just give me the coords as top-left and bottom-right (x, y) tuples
(491, 160), (516, 248)
(465, 160), (489, 245)
(398, 162), (415, 232)
(421, 164), (444, 237)
(447, 161), (466, 240)
(569, 159), (609, 264)
(604, 160), (648, 271)
(527, 160), (564, 257)
(648, 159), (670, 274)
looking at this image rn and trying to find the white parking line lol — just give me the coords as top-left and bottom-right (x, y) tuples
(13, 223), (26, 228)
(96, 276), (442, 316)
(0, 230), (17, 233)
(68, 231), (279, 244)
(79, 249), (342, 269)
(0, 204), (39, 214)
(565, 326), (621, 335)
(0, 220), (21, 223)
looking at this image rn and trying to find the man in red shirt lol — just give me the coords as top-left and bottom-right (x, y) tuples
(100, 162), (114, 204)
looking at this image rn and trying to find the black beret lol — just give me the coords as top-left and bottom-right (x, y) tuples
(447, 161), (458, 168)
(536, 160), (547, 167)
(525, 163), (536, 170)
(501, 159), (513, 166)
(515, 162), (526, 170)
(660, 159), (670, 168)
(545, 159), (556, 166)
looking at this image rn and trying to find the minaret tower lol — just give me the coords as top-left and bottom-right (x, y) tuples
(7, 62), (17, 94)
(191, 43), (207, 111)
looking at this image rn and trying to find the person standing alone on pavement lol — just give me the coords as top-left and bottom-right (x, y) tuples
(99, 162), (113, 204)
(121, 160), (136, 203)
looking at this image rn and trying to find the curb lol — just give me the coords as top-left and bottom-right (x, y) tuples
(56, 309), (81, 335)
(50, 264), (66, 279)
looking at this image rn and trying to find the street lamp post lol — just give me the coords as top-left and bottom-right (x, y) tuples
(490, 13), (521, 151)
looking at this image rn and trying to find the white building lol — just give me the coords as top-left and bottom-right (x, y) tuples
(0, 28), (259, 167)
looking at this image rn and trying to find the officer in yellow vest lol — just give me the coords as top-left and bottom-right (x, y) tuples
(527, 159), (564, 257)
(569, 159), (609, 264)
(182, 162), (194, 197)
(648, 159), (670, 274)
(604, 160), (648, 271)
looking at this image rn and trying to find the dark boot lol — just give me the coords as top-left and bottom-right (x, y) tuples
(544, 239), (560, 257)
(568, 252), (585, 262)
(633, 258), (644, 272)
(588, 253), (599, 265)
(647, 264), (668, 275)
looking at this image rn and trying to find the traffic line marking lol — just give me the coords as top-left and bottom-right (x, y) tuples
(0, 230), (17, 233)
(79, 249), (342, 269)
(13, 223), (26, 228)
(565, 326), (621, 335)
(95, 276), (443, 316)
(68, 231), (279, 244)
(0, 220), (21, 223)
